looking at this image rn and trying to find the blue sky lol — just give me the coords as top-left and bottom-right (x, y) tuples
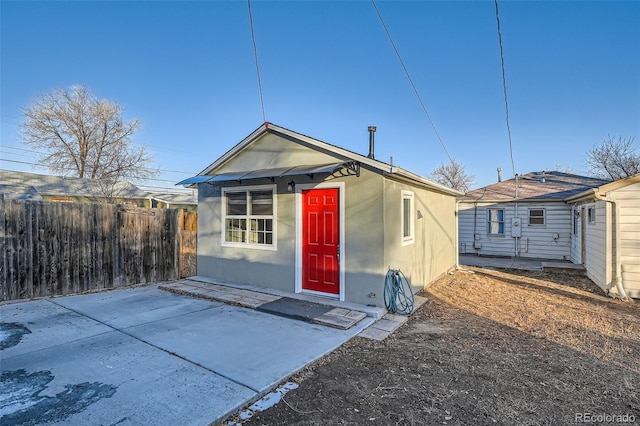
(1, 0), (639, 190)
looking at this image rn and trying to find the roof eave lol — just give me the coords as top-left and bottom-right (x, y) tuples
(387, 168), (463, 196)
(458, 197), (571, 203)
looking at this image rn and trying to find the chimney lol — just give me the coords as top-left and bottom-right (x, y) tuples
(497, 167), (502, 182)
(367, 126), (377, 159)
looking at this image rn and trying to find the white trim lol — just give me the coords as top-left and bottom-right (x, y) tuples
(197, 123), (461, 196)
(527, 208), (546, 226)
(487, 208), (506, 235)
(587, 205), (596, 225)
(401, 190), (415, 246)
(295, 182), (346, 301)
(221, 184), (277, 251)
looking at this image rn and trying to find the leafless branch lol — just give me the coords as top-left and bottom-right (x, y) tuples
(428, 159), (475, 192)
(20, 85), (156, 201)
(586, 136), (639, 181)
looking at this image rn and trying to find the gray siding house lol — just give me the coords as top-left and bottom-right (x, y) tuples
(459, 171), (640, 299)
(458, 171), (609, 260)
(566, 174), (640, 299)
(179, 123), (461, 307)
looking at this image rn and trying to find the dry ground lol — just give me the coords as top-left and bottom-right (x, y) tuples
(233, 267), (640, 426)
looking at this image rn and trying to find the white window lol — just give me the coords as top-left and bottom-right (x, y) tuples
(528, 209), (545, 225)
(222, 185), (276, 250)
(587, 206), (596, 225)
(401, 191), (415, 245)
(487, 209), (505, 235)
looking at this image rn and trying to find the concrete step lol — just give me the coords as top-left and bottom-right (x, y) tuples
(159, 280), (368, 330)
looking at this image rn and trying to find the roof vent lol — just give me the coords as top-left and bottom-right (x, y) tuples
(367, 126), (377, 159)
(497, 167), (502, 182)
(540, 170), (546, 183)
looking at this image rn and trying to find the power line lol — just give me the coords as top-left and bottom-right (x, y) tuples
(248, 0), (266, 123)
(371, 0), (454, 165)
(494, 0), (516, 177)
(0, 159), (186, 185)
(0, 145), (194, 175)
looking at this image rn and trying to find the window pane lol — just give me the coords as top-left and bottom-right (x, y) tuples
(489, 222), (500, 234)
(225, 218), (246, 242)
(403, 198), (411, 237)
(251, 191), (273, 215)
(489, 209), (504, 222)
(227, 192), (247, 215)
(249, 218), (273, 245)
(488, 209), (504, 234)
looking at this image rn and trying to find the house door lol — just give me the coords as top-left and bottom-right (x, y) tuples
(302, 188), (340, 295)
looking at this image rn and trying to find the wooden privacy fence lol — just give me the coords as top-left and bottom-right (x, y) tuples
(0, 198), (197, 302)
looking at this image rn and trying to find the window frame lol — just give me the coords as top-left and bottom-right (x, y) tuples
(487, 208), (505, 236)
(401, 190), (415, 246)
(587, 206), (596, 225)
(528, 208), (546, 226)
(221, 184), (277, 251)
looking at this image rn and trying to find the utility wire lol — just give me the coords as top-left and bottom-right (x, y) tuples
(371, 0), (454, 165)
(494, 0), (516, 178)
(248, 0), (266, 123)
(0, 159), (189, 184)
(0, 145), (194, 175)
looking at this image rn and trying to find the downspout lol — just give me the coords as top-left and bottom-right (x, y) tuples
(594, 191), (629, 300)
(514, 174), (519, 257)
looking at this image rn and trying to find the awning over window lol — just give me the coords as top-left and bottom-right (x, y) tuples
(177, 161), (360, 186)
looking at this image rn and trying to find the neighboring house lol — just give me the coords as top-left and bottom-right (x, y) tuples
(0, 170), (197, 211)
(150, 192), (198, 212)
(458, 171), (609, 260)
(458, 171), (640, 299)
(0, 170), (151, 206)
(566, 173), (640, 299)
(178, 122), (461, 307)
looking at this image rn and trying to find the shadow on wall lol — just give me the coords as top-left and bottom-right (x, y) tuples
(195, 255), (387, 305)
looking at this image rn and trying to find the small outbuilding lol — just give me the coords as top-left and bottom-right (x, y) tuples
(566, 173), (640, 299)
(179, 123), (461, 307)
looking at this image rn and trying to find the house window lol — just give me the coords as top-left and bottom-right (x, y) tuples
(487, 209), (505, 235)
(528, 209), (545, 225)
(222, 185), (276, 249)
(573, 210), (579, 235)
(401, 191), (415, 245)
(587, 206), (596, 225)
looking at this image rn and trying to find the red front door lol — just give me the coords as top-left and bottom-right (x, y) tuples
(302, 188), (340, 295)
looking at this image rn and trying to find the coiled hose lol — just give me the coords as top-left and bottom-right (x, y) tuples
(384, 269), (415, 315)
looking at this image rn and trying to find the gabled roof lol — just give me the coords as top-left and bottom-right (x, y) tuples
(0, 183), (44, 201)
(566, 172), (640, 202)
(459, 171), (610, 202)
(190, 122), (462, 196)
(0, 170), (150, 200)
(150, 192), (198, 205)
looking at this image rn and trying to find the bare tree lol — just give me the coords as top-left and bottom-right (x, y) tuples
(586, 136), (639, 180)
(20, 86), (156, 199)
(428, 159), (475, 192)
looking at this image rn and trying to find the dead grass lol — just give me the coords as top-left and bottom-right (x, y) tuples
(240, 267), (640, 425)
(427, 267), (640, 373)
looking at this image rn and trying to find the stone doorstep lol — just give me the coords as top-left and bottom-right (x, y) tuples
(356, 295), (429, 341)
(357, 313), (408, 341)
(161, 281), (429, 338)
(159, 282), (367, 330)
(312, 308), (367, 330)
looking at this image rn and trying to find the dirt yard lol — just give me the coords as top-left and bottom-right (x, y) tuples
(236, 267), (640, 425)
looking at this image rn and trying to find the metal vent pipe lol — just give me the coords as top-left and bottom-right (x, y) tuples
(368, 126), (377, 159)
